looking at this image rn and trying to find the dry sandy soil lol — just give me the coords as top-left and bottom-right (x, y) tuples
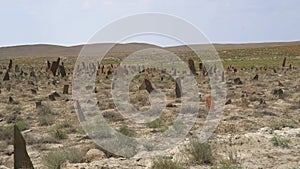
(0, 42), (299, 169)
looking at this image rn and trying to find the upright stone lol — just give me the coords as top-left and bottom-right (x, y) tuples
(14, 125), (34, 169)
(144, 78), (154, 93)
(50, 57), (60, 76)
(175, 78), (182, 98)
(47, 60), (51, 71)
(282, 57), (286, 67)
(8, 59), (12, 70)
(253, 74), (259, 80)
(63, 85), (69, 94)
(199, 63), (203, 71)
(188, 59), (197, 75)
(221, 71), (225, 82)
(15, 65), (20, 72)
(3, 71), (9, 81)
(59, 65), (67, 77)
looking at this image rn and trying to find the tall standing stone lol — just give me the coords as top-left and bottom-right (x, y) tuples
(175, 78), (182, 98)
(8, 59), (13, 70)
(15, 65), (20, 72)
(282, 57), (286, 67)
(63, 85), (69, 94)
(199, 63), (203, 71)
(3, 71), (9, 81)
(59, 65), (67, 77)
(188, 59), (197, 75)
(50, 57), (60, 76)
(14, 125), (34, 169)
(144, 78), (154, 93)
(221, 71), (225, 82)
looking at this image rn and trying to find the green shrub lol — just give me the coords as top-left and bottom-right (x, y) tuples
(270, 136), (290, 148)
(0, 126), (13, 144)
(118, 125), (136, 137)
(43, 147), (85, 169)
(38, 114), (54, 126)
(50, 128), (68, 140)
(147, 118), (165, 128)
(185, 140), (213, 165)
(151, 157), (184, 169)
(270, 120), (298, 130)
(15, 120), (29, 131)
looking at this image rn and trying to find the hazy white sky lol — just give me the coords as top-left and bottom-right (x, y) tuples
(0, 0), (299, 47)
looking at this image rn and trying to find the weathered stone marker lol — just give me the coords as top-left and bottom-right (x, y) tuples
(145, 78), (154, 93)
(282, 57), (286, 67)
(15, 65), (20, 72)
(14, 125), (34, 169)
(221, 71), (225, 82)
(63, 85), (69, 94)
(188, 59), (197, 75)
(3, 71), (9, 81)
(234, 78), (243, 85)
(50, 57), (60, 76)
(9, 59), (13, 70)
(59, 65), (66, 77)
(253, 74), (259, 80)
(199, 62), (203, 71)
(175, 78), (182, 98)
(35, 101), (42, 108)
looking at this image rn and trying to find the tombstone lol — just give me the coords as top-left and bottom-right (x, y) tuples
(282, 57), (286, 67)
(175, 78), (182, 98)
(59, 65), (67, 77)
(160, 76), (164, 81)
(101, 65), (105, 74)
(273, 68), (277, 73)
(3, 71), (9, 81)
(63, 85), (69, 94)
(253, 74), (259, 80)
(173, 69), (177, 76)
(234, 78), (243, 85)
(31, 89), (37, 94)
(15, 65), (20, 72)
(144, 78), (154, 93)
(233, 68), (237, 73)
(199, 63), (203, 71)
(225, 99), (232, 105)
(206, 96), (213, 112)
(289, 64), (292, 70)
(47, 60), (51, 71)
(35, 101), (42, 108)
(30, 71), (35, 77)
(188, 59), (197, 75)
(273, 89), (284, 99)
(50, 57), (60, 76)
(14, 125), (34, 169)
(8, 59), (12, 70)
(9, 96), (14, 104)
(221, 71), (225, 82)
(49, 94), (56, 101)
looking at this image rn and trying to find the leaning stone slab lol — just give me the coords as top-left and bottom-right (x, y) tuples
(14, 125), (34, 169)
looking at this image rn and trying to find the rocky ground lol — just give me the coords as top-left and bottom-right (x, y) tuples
(0, 46), (299, 169)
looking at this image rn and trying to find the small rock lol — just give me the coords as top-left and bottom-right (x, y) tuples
(85, 149), (106, 162)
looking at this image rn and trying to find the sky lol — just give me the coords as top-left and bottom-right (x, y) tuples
(0, 0), (300, 47)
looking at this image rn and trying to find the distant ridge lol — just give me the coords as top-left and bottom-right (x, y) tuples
(1, 41), (300, 59)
